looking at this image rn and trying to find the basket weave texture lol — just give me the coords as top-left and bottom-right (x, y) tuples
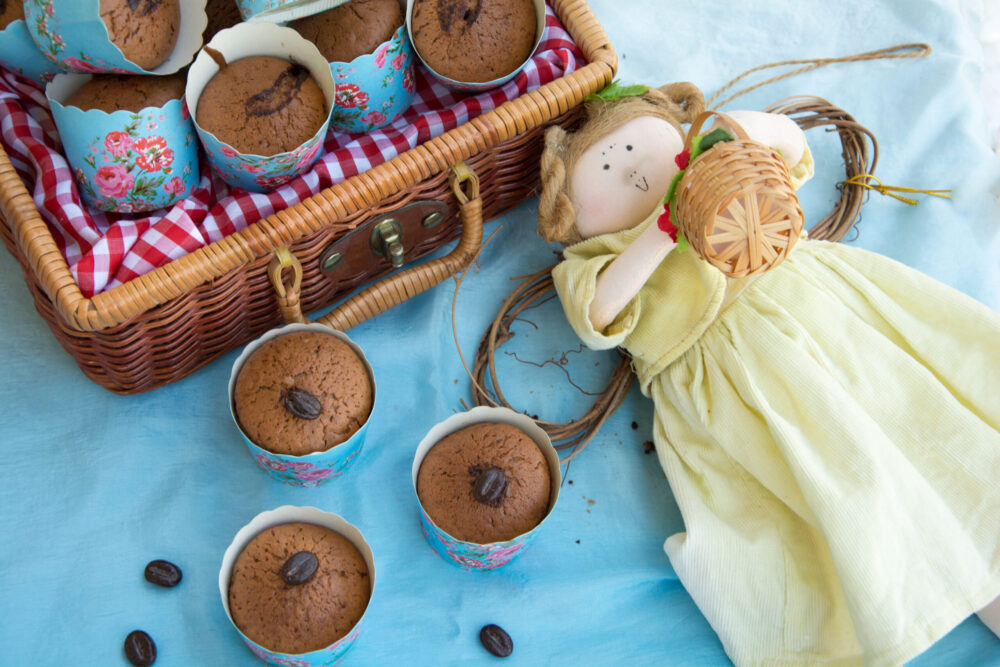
(0, 0), (616, 394)
(673, 111), (804, 278)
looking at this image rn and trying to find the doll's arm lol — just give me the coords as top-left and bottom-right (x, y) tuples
(590, 222), (675, 331)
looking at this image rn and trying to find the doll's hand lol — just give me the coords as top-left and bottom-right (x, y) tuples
(718, 110), (806, 169)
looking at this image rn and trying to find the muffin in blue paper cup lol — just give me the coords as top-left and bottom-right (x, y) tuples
(186, 21), (335, 192)
(220, 506), (375, 666)
(406, 0), (544, 93)
(229, 323), (375, 487)
(413, 406), (561, 570)
(287, 0), (415, 134)
(47, 72), (200, 213)
(0, 11), (65, 85)
(22, 0), (207, 75)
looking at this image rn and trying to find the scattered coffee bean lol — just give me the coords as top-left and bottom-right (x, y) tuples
(643, 440), (655, 454)
(280, 550), (319, 586)
(472, 466), (508, 506)
(144, 560), (182, 588)
(479, 623), (513, 658)
(124, 630), (156, 667)
(282, 386), (322, 420)
(631, 421), (638, 430)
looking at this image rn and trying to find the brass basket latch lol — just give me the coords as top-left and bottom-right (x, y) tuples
(370, 218), (404, 268)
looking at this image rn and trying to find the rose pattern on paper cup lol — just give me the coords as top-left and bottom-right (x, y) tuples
(220, 506), (375, 666)
(418, 507), (533, 571)
(0, 18), (66, 85)
(48, 75), (199, 213)
(23, 0), (207, 75)
(200, 128), (327, 193)
(412, 406), (562, 571)
(229, 323), (375, 487)
(243, 624), (362, 667)
(243, 423), (366, 488)
(329, 24), (415, 134)
(187, 22), (336, 193)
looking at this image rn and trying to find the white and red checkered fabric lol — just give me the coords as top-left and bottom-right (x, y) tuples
(0, 5), (585, 297)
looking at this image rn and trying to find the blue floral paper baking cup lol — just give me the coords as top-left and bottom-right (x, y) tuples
(220, 506), (375, 666)
(46, 74), (200, 213)
(0, 19), (65, 84)
(236, 0), (348, 23)
(22, 0), (207, 75)
(186, 22), (335, 193)
(412, 406), (561, 571)
(229, 323), (375, 487)
(405, 0), (545, 93)
(329, 24), (415, 134)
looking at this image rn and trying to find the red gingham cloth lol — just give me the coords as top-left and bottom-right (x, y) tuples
(0, 5), (585, 297)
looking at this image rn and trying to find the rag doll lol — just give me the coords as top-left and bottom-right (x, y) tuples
(538, 82), (1000, 664)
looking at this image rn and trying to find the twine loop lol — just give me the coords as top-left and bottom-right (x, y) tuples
(842, 173), (951, 205)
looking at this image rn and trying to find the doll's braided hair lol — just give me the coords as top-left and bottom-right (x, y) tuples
(537, 82), (705, 245)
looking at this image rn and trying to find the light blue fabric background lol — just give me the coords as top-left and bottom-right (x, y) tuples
(1, 0), (998, 665)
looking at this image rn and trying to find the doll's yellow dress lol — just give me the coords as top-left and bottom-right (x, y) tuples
(551, 174), (1000, 663)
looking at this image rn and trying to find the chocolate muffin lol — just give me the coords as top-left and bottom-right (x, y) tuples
(64, 72), (187, 113)
(289, 0), (403, 64)
(196, 56), (327, 156)
(233, 331), (372, 456)
(410, 0), (537, 83)
(202, 0), (242, 43)
(416, 422), (552, 543)
(228, 522), (371, 654)
(99, 0), (181, 71)
(0, 0), (25, 30)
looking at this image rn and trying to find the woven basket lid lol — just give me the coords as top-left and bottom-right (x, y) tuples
(672, 111), (804, 278)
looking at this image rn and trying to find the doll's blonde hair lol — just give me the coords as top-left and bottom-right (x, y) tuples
(538, 82), (705, 244)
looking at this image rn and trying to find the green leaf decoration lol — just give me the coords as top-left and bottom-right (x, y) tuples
(585, 80), (648, 102)
(663, 170), (685, 208)
(694, 128), (734, 155)
(676, 231), (690, 254)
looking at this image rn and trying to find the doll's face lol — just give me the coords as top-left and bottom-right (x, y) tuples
(569, 115), (684, 238)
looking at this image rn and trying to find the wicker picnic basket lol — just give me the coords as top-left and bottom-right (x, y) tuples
(0, 0), (616, 395)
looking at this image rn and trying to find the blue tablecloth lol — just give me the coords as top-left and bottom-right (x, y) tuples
(2, 0), (998, 664)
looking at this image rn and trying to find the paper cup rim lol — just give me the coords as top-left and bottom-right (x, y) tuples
(46, 73), (188, 117)
(185, 21), (336, 159)
(229, 323), (376, 460)
(0, 18), (25, 33)
(218, 505), (375, 656)
(405, 0), (544, 92)
(241, 0), (350, 23)
(324, 22), (408, 68)
(412, 406), (561, 546)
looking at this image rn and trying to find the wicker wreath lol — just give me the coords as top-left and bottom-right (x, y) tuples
(470, 97), (877, 462)
(671, 110), (804, 278)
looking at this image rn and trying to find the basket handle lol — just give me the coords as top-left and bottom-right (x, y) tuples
(682, 110), (751, 152)
(269, 162), (483, 331)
